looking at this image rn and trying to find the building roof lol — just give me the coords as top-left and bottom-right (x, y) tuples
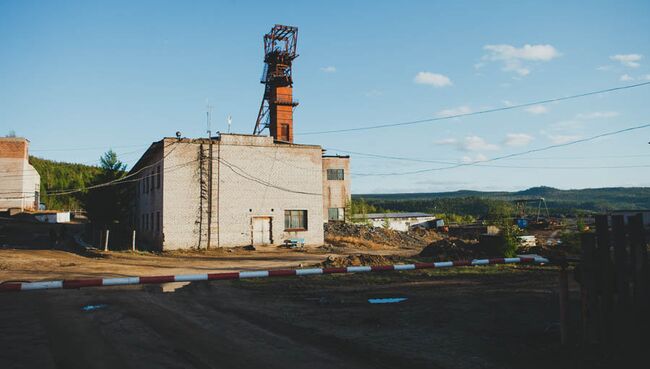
(356, 212), (434, 220)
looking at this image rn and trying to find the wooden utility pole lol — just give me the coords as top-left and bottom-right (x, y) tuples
(132, 230), (136, 251)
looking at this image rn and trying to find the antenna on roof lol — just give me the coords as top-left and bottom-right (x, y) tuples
(206, 99), (213, 138)
(227, 115), (232, 133)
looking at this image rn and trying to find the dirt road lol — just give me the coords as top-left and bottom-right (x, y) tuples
(1, 267), (575, 369)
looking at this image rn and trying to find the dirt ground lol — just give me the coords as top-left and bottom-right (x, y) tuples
(1, 265), (586, 369)
(0, 217), (614, 368)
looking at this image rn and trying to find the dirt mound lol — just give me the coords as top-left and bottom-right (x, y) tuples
(325, 222), (441, 249)
(320, 254), (398, 268)
(418, 238), (486, 261)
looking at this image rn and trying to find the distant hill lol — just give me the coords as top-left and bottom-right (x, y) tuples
(354, 186), (650, 217)
(29, 156), (102, 210)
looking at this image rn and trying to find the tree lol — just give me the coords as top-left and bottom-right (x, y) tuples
(5, 130), (16, 137)
(84, 150), (128, 227)
(486, 202), (520, 257)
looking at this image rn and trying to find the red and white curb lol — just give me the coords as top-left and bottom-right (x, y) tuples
(0, 256), (549, 293)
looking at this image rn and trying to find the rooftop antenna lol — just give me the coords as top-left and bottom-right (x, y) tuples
(227, 115), (232, 133)
(206, 99), (213, 138)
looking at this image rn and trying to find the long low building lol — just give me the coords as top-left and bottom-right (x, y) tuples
(129, 133), (350, 250)
(355, 212), (437, 232)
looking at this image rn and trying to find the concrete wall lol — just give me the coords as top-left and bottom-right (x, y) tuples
(131, 135), (325, 250)
(132, 143), (165, 250)
(322, 156), (351, 221)
(0, 138), (40, 211)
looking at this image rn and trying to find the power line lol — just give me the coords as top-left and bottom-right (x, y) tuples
(350, 123), (650, 176)
(326, 147), (650, 170)
(299, 81), (650, 135)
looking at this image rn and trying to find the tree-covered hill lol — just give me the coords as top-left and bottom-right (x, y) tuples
(29, 156), (103, 210)
(355, 186), (650, 217)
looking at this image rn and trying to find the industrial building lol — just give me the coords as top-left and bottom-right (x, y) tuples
(128, 24), (350, 250)
(0, 137), (40, 212)
(355, 212), (437, 232)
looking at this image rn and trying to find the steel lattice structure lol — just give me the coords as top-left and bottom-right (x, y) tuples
(253, 25), (299, 142)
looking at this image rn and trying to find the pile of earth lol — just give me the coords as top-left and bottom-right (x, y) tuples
(320, 253), (400, 268)
(324, 222), (441, 249)
(418, 238), (488, 261)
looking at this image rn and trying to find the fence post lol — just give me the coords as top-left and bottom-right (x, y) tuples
(595, 215), (613, 343)
(628, 214), (648, 312)
(580, 232), (598, 344)
(559, 258), (569, 345)
(132, 230), (136, 251)
(104, 229), (110, 252)
(612, 215), (630, 307)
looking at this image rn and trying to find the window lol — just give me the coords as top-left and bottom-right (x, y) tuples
(284, 210), (307, 230)
(156, 165), (161, 189)
(141, 179), (145, 194)
(281, 124), (290, 141)
(328, 208), (344, 221)
(156, 211), (160, 232)
(150, 213), (154, 232)
(327, 168), (344, 180)
(143, 214), (147, 230)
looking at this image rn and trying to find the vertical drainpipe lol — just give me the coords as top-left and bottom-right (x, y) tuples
(207, 138), (213, 249)
(216, 138), (221, 248)
(198, 143), (204, 249)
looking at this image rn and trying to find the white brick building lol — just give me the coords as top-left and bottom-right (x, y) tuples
(0, 138), (40, 212)
(129, 134), (333, 250)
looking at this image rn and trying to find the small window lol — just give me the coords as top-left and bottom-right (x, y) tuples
(281, 124), (290, 141)
(156, 165), (161, 189)
(150, 213), (154, 231)
(156, 211), (160, 232)
(284, 210), (307, 230)
(327, 169), (344, 180)
(328, 208), (344, 221)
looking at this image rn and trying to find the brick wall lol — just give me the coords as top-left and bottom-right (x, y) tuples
(151, 135), (324, 250)
(322, 156), (351, 221)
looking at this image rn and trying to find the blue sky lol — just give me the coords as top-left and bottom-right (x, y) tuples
(1, 0), (649, 193)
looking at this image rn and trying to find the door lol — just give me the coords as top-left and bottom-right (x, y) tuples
(252, 217), (272, 245)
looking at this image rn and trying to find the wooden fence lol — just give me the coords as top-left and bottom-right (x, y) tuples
(577, 213), (648, 350)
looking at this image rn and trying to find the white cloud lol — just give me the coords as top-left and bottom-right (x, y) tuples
(461, 153), (488, 163)
(502, 100), (514, 107)
(435, 138), (458, 145)
(436, 136), (499, 151)
(525, 105), (548, 114)
(503, 133), (534, 147)
(414, 72), (453, 87)
(620, 74), (634, 81)
(576, 111), (619, 119)
(320, 66), (336, 73)
(459, 136), (500, 151)
(436, 105), (472, 118)
(610, 54), (643, 68)
(596, 65), (613, 71)
(642, 74), (650, 81)
(482, 44), (561, 76)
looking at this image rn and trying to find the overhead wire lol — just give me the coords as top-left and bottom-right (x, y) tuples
(299, 81), (650, 135)
(348, 123), (650, 176)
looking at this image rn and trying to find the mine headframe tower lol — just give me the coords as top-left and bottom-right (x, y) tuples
(253, 24), (299, 143)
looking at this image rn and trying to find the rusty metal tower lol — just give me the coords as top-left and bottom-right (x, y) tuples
(253, 24), (299, 142)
